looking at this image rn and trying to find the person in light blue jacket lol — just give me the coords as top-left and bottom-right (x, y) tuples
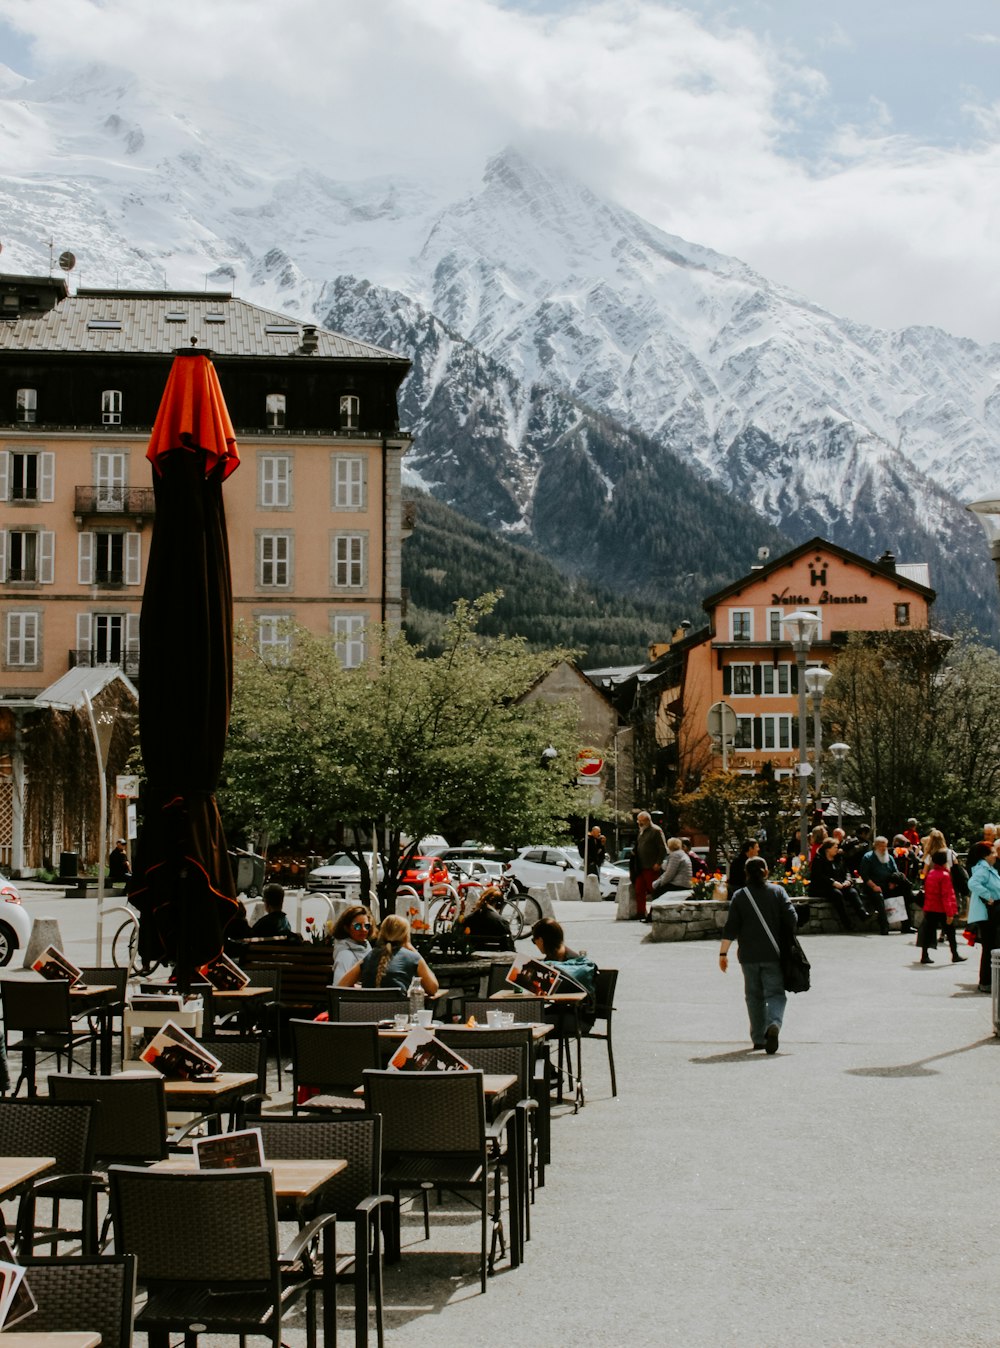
(966, 842), (1000, 992)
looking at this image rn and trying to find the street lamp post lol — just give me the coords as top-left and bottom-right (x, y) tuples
(803, 665), (834, 801)
(782, 610), (820, 857)
(967, 497), (1000, 592)
(83, 690), (116, 962)
(829, 741), (850, 833)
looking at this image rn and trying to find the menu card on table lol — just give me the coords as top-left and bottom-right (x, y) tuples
(503, 954), (578, 997)
(0, 1238), (34, 1330)
(31, 945), (82, 985)
(388, 1028), (471, 1073)
(140, 1020), (222, 1081)
(195, 1127), (264, 1169)
(197, 952), (250, 991)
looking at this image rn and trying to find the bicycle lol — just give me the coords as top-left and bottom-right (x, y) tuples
(107, 902), (162, 977)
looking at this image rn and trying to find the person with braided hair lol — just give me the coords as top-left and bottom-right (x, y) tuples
(337, 913), (439, 995)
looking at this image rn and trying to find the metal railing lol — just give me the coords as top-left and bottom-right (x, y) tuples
(68, 648), (140, 678)
(74, 486), (155, 517)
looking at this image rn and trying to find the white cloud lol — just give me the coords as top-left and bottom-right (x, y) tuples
(1, 0), (999, 340)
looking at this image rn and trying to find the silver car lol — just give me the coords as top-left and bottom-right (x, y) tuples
(505, 846), (621, 899)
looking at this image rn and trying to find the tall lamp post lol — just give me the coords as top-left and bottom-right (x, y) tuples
(829, 741), (850, 832)
(967, 497), (1000, 591)
(782, 609), (820, 857)
(803, 665), (834, 801)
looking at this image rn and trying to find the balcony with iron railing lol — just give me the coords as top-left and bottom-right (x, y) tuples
(74, 486), (156, 520)
(68, 648), (140, 679)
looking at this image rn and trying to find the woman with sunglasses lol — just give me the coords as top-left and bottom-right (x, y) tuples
(331, 905), (377, 984)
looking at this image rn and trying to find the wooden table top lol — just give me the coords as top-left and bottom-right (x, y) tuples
(151, 1156), (346, 1198)
(0, 1157), (54, 1198)
(116, 1069), (257, 1097)
(210, 986), (273, 1000)
(490, 989), (586, 1002)
(358, 1072), (516, 1099)
(0, 1334), (101, 1346)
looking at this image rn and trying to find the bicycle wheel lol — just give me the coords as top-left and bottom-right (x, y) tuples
(519, 895), (543, 931)
(499, 897), (525, 940)
(111, 917), (138, 972)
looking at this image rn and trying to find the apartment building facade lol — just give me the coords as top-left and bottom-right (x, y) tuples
(0, 273), (412, 869)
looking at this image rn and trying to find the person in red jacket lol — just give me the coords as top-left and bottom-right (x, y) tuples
(917, 850), (964, 964)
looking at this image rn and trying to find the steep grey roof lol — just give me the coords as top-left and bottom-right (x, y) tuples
(0, 290), (407, 363)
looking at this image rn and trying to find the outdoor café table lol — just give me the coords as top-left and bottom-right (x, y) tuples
(115, 1068), (258, 1134)
(150, 1156), (346, 1206)
(0, 1335), (101, 1346)
(0, 1158), (54, 1201)
(208, 983), (273, 1036)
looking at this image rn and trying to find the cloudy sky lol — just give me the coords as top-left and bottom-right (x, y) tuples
(1, 0), (999, 341)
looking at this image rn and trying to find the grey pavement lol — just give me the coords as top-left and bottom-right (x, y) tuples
(11, 886), (1000, 1346)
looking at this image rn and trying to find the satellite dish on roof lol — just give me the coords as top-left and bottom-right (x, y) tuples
(58, 251), (76, 273)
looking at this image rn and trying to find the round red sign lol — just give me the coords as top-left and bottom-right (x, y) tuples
(576, 748), (604, 777)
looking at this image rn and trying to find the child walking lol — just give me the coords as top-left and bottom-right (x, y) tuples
(918, 850), (965, 963)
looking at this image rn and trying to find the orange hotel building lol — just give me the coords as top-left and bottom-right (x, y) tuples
(675, 537), (935, 779)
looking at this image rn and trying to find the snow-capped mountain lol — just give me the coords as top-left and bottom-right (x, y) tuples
(0, 63), (997, 621)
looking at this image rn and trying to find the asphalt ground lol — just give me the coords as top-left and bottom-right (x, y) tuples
(11, 886), (1000, 1347)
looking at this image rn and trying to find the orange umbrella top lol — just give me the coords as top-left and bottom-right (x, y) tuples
(146, 352), (240, 479)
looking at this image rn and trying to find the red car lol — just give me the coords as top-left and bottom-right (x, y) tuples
(398, 855), (448, 888)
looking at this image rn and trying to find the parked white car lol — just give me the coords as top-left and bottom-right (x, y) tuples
(306, 852), (381, 892)
(0, 882), (31, 965)
(505, 846), (622, 899)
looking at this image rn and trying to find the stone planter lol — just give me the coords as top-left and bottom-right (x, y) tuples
(649, 895), (729, 942)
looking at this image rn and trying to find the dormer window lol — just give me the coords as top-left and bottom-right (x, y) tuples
(265, 393), (286, 429)
(102, 390), (122, 425)
(340, 394), (359, 431)
(16, 388), (36, 424)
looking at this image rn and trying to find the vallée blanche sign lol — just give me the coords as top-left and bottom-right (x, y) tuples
(770, 560), (867, 605)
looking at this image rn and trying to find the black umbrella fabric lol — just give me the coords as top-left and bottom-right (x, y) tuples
(130, 351), (241, 980)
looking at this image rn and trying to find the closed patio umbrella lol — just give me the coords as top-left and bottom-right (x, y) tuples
(129, 350), (241, 983)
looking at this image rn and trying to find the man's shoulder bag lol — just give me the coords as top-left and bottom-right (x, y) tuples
(741, 887), (811, 994)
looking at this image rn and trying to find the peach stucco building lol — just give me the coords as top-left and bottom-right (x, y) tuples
(675, 537), (935, 781)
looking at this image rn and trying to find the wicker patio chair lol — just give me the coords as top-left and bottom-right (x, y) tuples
(0, 1097), (101, 1256)
(48, 1073), (168, 1166)
(77, 966), (129, 1071)
(19, 1254), (137, 1348)
(588, 968), (619, 1097)
(328, 988), (406, 1022)
(108, 1164), (336, 1348)
(200, 1035), (269, 1129)
(247, 1111), (391, 1348)
(362, 1068), (517, 1293)
(290, 1019), (379, 1113)
(1, 979), (97, 1097)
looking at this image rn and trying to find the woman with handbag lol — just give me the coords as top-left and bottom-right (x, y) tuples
(718, 856), (798, 1055)
(966, 841), (1000, 992)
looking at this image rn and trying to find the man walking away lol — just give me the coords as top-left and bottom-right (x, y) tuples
(719, 857), (797, 1054)
(631, 811), (667, 923)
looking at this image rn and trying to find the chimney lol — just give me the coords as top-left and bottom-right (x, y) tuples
(300, 324), (319, 354)
(875, 549), (896, 574)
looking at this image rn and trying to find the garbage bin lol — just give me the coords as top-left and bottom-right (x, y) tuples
(59, 851), (78, 880)
(992, 949), (1000, 1036)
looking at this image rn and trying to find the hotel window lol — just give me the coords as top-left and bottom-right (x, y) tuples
(95, 451), (126, 511)
(761, 662), (791, 696)
(15, 388), (36, 424)
(3, 450), (54, 502)
(767, 608), (783, 642)
(333, 455), (365, 509)
(265, 393), (286, 429)
(730, 608), (752, 641)
(332, 533), (365, 588)
(2, 529), (53, 584)
(895, 603), (910, 627)
(333, 614), (366, 668)
(257, 533), (292, 588)
(79, 532), (140, 586)
(734, 716), (754, 750)
(75, 612), (139, 671)
(5, 611), (39, 667)
(729, 663), (753, 696)
(259, 454), (291, 508)
(258, 615), (292, 664)
(340, 394), (360, 431)
(762, 714), (793, 751)
(102, 389), (122, 425)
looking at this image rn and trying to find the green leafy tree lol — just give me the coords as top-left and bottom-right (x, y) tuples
(221, 594), (579, 914)
(673, 767), (796, 872)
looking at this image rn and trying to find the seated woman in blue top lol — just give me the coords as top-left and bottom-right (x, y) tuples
(966, 841), (1000, 993)
(337, 913), (439, 995)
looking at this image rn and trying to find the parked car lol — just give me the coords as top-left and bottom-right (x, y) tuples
(505, 846), (622, 899)
(306, 852), (381, 892)
(398, 855), (447, 889)
(0, 882), (31, 966)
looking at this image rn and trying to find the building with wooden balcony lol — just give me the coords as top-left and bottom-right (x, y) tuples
(0, 273), (412, 871)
